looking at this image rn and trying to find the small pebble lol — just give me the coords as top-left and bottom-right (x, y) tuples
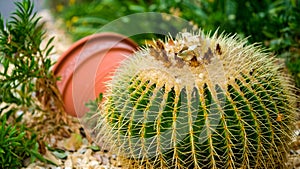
(64, 156), (73, 169)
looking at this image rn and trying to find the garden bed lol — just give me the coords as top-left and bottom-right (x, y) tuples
(22, 8), (300, 169)
(1, 1), (299, 168)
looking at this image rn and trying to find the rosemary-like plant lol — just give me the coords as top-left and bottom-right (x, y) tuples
(0, 0), (65, 118)
(0, 1), (76, 166)
(0, 114), (50, 168)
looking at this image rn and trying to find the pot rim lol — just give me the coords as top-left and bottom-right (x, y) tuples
(52, 32), (138, 117)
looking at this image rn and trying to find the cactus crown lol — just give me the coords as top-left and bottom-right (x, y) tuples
(94, 30), (297, 169)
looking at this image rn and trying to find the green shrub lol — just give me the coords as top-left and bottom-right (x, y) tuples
(0, 115), (46, 168)
(0, 0), (67, 167)
(0, 0), (68, 123)
(0, 0), (63, 113)
(49, 0), (300, 88)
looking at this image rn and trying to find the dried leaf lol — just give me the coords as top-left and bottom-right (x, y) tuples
(62, 133), (83, 151)
(44, 149), (62, 165)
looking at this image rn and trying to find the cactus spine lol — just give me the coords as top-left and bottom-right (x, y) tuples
(95, 31), (297, 168)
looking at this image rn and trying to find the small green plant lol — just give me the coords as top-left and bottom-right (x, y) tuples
(262, 0), (300, 88)
(0, 0), (65, 117)
(0, 0), (73, 166)
(0, 115), (47, 168)
(95, 31), (298, 168)
(0, 0), (70, 136)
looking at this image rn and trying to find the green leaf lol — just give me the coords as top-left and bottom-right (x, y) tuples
(129, 4), (146, 12)
(45, 45), (54, 57)
(29, 150), (54, 166)
(88, 145), (101, 151)
(0, 148), (5, 154)
(76, 17), (108, 25)
(52, 151), (68, 159)
(44, 36), (55, 51)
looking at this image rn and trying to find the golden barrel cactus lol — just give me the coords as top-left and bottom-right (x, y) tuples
(95, 31), (297, 168)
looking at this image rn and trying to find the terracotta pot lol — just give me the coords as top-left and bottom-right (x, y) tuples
(53, 33), (138, 117)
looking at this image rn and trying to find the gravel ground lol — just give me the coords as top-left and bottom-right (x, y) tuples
(22, 9), (300, 169)
(288, 121), (300, 169)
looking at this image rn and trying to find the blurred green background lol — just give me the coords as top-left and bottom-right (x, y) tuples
(47, 0), (300, 88)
